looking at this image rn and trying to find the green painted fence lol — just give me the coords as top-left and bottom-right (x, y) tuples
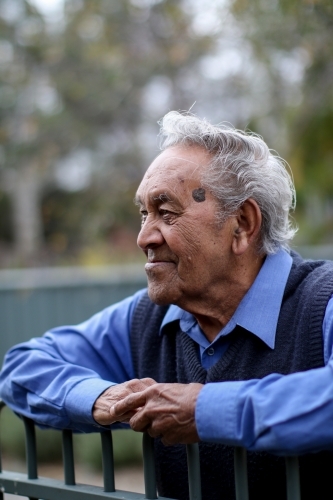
(0, 402), (302, 500)
(0, 264), (147, 364)
(0, 246), (331, 499)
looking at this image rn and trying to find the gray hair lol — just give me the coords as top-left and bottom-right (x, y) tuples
(158, 111), (297, 255)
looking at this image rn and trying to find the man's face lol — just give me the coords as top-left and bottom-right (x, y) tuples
(135, 145), (237, 309)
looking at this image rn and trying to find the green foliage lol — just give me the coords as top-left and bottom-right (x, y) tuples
(231, 0), (333, 244)
(0, 0), (217, 264)
(39, 184), (143, 263)
(1, 0), (333, 260)
(0, 190), (13, 242)
(73, 430), (143, 469)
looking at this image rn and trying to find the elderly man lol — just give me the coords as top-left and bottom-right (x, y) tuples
(1, 111), (333, 500)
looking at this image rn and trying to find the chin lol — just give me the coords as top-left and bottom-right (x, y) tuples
(147, 284), (178, 306)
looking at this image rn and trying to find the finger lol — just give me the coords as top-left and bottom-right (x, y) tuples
(129, 409), (152, 433)
(109, 409), (137, 423)
(127, 378), (150, 392)
(140, 377), (157, 387)
(112, 391), (147, 417)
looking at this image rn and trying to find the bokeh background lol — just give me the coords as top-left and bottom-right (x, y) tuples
(0, 0), (333, 268)
(1, 0), (333, 489)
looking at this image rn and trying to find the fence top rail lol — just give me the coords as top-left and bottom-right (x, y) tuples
(0, 402), (303, 500)
(0, 470), (174, 500)
(0, 264), (147, 291)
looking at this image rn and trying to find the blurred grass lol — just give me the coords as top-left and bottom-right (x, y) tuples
(0, 406), (142, 470)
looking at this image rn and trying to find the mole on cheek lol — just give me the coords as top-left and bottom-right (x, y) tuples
(192, 188), (206, 202)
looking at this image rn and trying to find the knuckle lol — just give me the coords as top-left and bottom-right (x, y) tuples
(142, 377), (156, 385)
(128, 378), (140, 388)
(124, 394), (134, 407)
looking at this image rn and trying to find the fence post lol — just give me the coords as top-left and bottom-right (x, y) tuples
(285, 456), (301, 500)
(100, 431), (115, 492)
(234, 447), (249, 500)
(143, 433), (157, 499)
(22, 417), (38, 500)
(62, 429), (75, 485)
(186, 443), (202, 500)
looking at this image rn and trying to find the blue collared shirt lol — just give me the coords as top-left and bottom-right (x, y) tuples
(1, 249), (333, 453)
(161, 249), (292, 369)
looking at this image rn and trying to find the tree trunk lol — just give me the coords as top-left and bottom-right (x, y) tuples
(9, 166), (44, 264)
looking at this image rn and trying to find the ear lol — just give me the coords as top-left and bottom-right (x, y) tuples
(231, 198), (262, 256)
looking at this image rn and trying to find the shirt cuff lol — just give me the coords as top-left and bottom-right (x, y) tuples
(65, 378), (115, 427)
(195, 381), (248, 446)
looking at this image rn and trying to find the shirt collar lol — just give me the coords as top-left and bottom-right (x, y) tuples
(160, 249), (293, 349)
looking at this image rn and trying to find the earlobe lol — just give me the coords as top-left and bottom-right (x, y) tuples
(232, 229), (249, 255)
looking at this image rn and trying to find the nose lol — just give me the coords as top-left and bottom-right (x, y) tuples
(137, 216), (164, 251)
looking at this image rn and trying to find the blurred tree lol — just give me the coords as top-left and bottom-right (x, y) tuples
(0, 0), (215, 265)
(231, 0), (333, 243)
(0, 0), (52, 263)
(2, 0), (332, 265)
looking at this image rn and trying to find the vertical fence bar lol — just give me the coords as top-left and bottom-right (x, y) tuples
(285, 456), (301, 500)
(186, 443), (202, 500)
(234, 447), (249, 500)
(142, 433), (157, 499)
(23, 417), (38, 480)
(100, 431), (115, 492)
(22, 417), (38, 500)
(62, 429), (75, 485)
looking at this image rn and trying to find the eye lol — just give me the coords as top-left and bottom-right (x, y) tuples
(140, 210), (148, 225)
(159, 209), (175, 223)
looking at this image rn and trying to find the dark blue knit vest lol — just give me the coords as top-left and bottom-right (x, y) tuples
(130, 252), (333, 500)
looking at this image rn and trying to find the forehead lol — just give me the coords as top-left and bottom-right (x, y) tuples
(136, 145), (211, 203)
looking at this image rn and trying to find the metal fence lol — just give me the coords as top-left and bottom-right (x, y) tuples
(0, 247), (331, 499)
(0, 264), (147, 364)
(0, 403), (302, 500)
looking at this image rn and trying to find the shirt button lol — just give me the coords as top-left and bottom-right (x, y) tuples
(207, 347), (215, 356)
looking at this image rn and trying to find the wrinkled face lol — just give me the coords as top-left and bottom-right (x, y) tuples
(135, 145), (236, 307)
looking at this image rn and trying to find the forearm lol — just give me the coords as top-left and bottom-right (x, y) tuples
(196, 364), (333, 454)
(0, 345), (115, 431)
(0, 294), (142, 431)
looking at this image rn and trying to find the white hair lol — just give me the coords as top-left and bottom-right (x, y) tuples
(159, 111), (297, 255)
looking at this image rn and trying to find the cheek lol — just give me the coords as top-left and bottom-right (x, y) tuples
(167, 222), (203, 258)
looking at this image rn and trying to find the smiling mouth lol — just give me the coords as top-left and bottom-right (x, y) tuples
(146, 260), (175, 266)
(148, 258), (173, 263)
(145, 261), (176, 272)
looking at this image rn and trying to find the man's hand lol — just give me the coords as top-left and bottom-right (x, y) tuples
(111, 382), (203, 445)
(93, 378), (157, 426)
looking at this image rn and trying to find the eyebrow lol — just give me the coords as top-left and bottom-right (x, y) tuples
(153, 192), (172, 203)
(134, 195), (142, 206)
(134, 192), (173, 207)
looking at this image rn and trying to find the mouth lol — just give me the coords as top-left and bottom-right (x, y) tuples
(145, 259), (176, 273)
(145, 260), (175, 267)
(147, 257), (173, 263)
(145, 249), (178, 272)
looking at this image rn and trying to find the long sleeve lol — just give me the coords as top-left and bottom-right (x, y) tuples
(195, 297), (333, 455)
(0, 290), (145, 432)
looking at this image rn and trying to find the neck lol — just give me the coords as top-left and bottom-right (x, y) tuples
(185, 253), (265, 343)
